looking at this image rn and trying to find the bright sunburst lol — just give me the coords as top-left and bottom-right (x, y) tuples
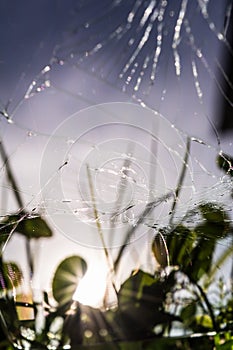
(72, 262), (108, 308)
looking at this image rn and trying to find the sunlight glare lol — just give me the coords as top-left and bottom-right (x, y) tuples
(73, 262), (107, 308)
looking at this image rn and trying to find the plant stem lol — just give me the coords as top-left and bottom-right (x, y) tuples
(196, 282), (218, 332)
(0, 140), (33, 275)
(114, 191), (173, 272)
(169, 137), (190, 225)
(109, 154), (132, 247)
(86, 165), (111, 264)
(86, 165), (117, 301)
(0, 141), (24, 209)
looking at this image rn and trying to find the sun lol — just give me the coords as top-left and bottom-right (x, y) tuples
(72, 262), (108, 308)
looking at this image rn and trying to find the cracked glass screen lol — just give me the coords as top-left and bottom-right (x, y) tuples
(0, 0), (233, 344)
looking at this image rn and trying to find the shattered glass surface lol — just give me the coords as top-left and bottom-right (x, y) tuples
(0, 0), (233, 346)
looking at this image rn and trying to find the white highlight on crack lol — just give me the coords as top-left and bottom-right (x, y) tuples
(150, 0), (167, 85)
(191, 59), (203, 101)
(120, 0), (157, 77)
(172, 0), (188, 76)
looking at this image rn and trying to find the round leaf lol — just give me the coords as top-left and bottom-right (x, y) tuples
(0, 261), (23, 290)
(52, 256), (87, 305)
(152, 232), (169, 268)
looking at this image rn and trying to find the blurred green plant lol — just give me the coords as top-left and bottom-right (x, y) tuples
(0, 141), (53, 349)
(0, 144), (233, 349)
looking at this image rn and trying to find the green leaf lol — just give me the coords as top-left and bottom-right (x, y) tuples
(152, 232), (169, 268)
(197, 203), (230, 241)
(0, 215), (20, 245)
(215, 339), (233, 350)
(114, 270), (177, 340)
(52, 256), (87, 305)
(195, 314), (213, 329)
(18, 216), (53, 239)
(195, 222), (226, 241)
(118, 270), (155, 308)
(215, 332), (233, 349)
(184, 204), (231, 282)
(180, 302), (197, 327)
(186, 239), (215, 282)
(0, 260), (23, 290)
(166, 225), (196, 270)
(166, 203), (231, 283)
(0, 214), (53, 241)
(181, 304), (214, 333)
(199, 203), (228, 225)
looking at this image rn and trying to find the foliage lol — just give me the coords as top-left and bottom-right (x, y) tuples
(0, 146), (233, 349)
(1, 201), (232, 349)
(0, 214), (52, 243)
(52, 256), (87, 305)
